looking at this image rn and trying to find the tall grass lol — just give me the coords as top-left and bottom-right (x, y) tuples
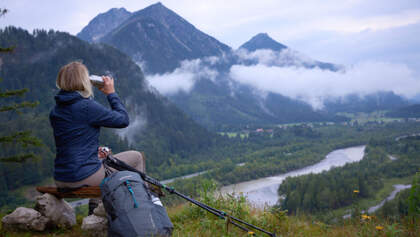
(1, 180), (418, 236)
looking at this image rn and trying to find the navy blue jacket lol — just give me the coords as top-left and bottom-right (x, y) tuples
(50, 90), (129, 182)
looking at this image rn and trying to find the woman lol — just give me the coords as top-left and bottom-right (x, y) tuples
(50, 61), (145, 188)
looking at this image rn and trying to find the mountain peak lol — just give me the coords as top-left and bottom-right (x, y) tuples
(240, 33), (287, 52)
(99, 2), (231, 74)
(77, 7), (131, 42)
(108, 7), (129, 13)
(254, 32), (270, 39)
(135, 2), (171, 15)
(149, 2), (164, 8)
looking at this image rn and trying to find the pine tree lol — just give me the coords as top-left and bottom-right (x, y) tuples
(0, 8), (43, 162)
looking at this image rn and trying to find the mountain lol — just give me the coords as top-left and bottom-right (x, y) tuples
(386, 104), (420, 118)
(240, 33), (287, 52)
(92, 2), (231, 74)
(78, 5), (408, 129)
(0, 27), (217, 176)
(239, 33), (338, 70)
(77, 8), (132, 43)
(161, 33), (407, 128)
(326, 92), (408, 114)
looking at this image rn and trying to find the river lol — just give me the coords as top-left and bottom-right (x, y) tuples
(71, 146), (365, 208)
(367, 184), (412, 213)
(220, 145), (366, 207)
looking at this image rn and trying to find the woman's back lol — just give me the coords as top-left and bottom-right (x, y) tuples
(50, 89), (129, 182)
(50, 90), (102, 182)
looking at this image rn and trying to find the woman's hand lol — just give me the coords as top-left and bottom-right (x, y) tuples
(98, 146), (111, 159)
(99, 76), (115, 95)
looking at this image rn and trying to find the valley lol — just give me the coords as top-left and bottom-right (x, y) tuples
(0, 2), (419, 236)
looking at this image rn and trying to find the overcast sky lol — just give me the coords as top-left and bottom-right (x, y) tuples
(1, 0), (419, 70)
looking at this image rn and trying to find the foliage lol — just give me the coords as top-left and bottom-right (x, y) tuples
(408, 172), (420, 220)
(1, 198), (419, 237)
(0, 43), (41, 162)
(375, 172), (419, 224)
(278, 129), (420, 215)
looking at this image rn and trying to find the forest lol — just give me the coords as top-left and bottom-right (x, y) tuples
(278, 127), (420, 219)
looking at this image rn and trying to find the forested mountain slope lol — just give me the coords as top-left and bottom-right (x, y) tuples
(0, 27), (219, 207)
(386, 104), (420, 118)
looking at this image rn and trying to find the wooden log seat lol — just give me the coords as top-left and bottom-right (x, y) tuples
(36, 152), (164, 198)
(36, 186), (101, 199)
(36, 183), (164, 199)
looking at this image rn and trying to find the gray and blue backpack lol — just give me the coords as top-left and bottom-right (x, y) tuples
(100, 170), (173, 237)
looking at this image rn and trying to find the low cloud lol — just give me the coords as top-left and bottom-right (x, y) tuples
(146, 58), (218, 95)
(230, 61), (420, 109)
(146, 48), (420, 110)
(236, 48), (317, 67)
(116, 103), (147, 145)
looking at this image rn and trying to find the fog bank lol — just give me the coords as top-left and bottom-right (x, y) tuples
(230, 61), (420, 109)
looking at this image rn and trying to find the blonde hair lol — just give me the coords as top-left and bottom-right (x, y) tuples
(56, 61), (93, 98)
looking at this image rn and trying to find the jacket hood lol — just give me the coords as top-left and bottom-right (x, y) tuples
(55, 90), (84, 105)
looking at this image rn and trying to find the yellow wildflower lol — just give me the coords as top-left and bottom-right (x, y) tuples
(376, 226), (384, 230)
(361, 214), (371, 220)
(353, 190), (359, 193)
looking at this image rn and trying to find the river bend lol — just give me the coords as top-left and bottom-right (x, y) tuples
(220, 145), (366, 207)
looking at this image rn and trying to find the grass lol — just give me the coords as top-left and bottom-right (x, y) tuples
(1, 189), (418, 237)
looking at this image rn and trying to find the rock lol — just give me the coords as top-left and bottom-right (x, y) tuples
(35, 193), (76, 228)
(1, 207), (49, 231)
(93, 202), (106, 217)
(82, 214), (108, 236)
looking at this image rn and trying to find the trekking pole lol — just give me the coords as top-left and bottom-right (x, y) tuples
(104, 155), (276, 237)
(104, 155), (255, 235)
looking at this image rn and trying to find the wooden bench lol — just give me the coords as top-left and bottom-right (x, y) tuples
(36, 186), (101, 198)
(36, 184), (164, 199)
(36, 152), (164, 198)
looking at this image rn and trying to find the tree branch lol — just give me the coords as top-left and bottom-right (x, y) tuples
(0, 101), (39, 112)
(0, 88), (29, 98)
(0, 153), (39, 163)
(0, 131), (43, 147)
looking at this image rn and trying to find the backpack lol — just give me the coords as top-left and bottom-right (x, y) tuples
(100, 170), (173, 237)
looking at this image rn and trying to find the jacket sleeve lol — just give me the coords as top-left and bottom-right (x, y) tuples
(87, 93), (130, 128)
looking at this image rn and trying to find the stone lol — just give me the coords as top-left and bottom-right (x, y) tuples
(93, 202), (106, 217)
(1, 207), (49, 231)
(82, 214), (108, 236)
(35, 193), (76, 228)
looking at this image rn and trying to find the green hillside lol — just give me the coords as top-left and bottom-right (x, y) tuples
(0, 26), (219, 208)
